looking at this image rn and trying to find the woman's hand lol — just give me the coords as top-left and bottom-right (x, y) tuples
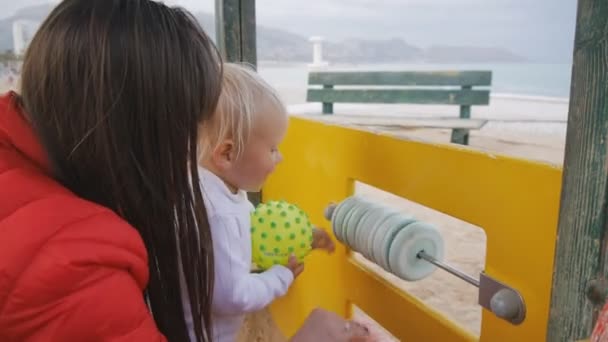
(289, 308), (374, 342)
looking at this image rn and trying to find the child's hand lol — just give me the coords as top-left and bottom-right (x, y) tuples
(312, 227), (335, 253)
(286, 254), (304, 279)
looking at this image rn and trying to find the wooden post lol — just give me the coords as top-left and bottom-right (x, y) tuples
(215, 0), (260, 205)
(548, 0), (608, 340)
(450, 85), (472, 145)
(322, 85), (334, 114)
(215, 0), (257, 68)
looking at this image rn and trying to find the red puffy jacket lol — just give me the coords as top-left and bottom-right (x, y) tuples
(0, 92), (166, 341)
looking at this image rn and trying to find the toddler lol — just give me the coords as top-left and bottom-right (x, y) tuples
(184, 63), (334, 342)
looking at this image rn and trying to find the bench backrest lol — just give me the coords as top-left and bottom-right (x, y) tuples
(307, 71), (492, 107)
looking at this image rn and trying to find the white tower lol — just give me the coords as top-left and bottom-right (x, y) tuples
(13, 20), (40, 56)
(308, 36), (329, 69)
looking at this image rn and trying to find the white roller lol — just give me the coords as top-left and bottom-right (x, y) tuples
(366, 208), (399, 263)
(332, 196), (357, 243)
(388, 222), (444, 281)
(344, 197), (369, 248)
(380, 215), (417, 267)
(327, 195), (445, 283)
(372, 214), (417, 271)
(347, 197), (378, 253)
(342, 198), (363, 246)
(355, 203), (385, 259)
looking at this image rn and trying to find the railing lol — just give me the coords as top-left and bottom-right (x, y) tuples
(262, 117), (562, 341)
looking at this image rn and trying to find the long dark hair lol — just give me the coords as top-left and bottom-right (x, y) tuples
(19, 1), (221, 340)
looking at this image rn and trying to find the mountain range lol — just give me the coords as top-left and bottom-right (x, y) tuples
(0, 4), (527, 63)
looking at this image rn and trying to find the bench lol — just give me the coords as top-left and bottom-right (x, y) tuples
(306, 70), (492, 145)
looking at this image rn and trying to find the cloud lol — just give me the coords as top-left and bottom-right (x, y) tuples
(2, 0), (575, 62)
(0, 0), (50, 19)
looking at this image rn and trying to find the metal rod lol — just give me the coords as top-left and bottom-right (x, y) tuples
(417, 250), (480, 287)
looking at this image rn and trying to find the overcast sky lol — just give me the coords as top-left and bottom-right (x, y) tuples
(1, 0), (577, 62)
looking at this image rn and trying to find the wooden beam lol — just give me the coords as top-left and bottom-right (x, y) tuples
(548, 0), (608, 340)
(215, 0), (260, 205)
(239, 0), (257, 67)
(307, 88), (490, 106)
(215, 0), (257, 67)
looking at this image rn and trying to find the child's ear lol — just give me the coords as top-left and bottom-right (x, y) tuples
(211, 139), (235, 169)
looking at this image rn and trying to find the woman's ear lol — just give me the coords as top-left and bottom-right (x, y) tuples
(211, 139), (235, 170)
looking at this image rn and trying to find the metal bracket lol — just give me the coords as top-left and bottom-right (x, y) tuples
(478, 273), (526, 325)
(419, 251), (526, 325)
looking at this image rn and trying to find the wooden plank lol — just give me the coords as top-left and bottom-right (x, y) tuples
(547, 0), (608, 340)
(308, 71), (492, 87)
(307, 89), (490, 106)
(451, 86), (473, 145)
(344, 260), (475, 341)
(300, 115), (487, 130)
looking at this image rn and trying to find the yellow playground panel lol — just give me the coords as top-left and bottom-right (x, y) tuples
(262, 117), (563, 341)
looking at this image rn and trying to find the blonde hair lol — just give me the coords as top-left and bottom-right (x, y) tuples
(199, 63), (286, 161)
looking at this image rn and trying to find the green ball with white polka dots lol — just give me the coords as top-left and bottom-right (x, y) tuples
(251, 200), (314, 270)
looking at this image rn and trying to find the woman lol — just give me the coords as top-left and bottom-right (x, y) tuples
(0, 0), (219, 340)
(0, 0), (373, 340)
